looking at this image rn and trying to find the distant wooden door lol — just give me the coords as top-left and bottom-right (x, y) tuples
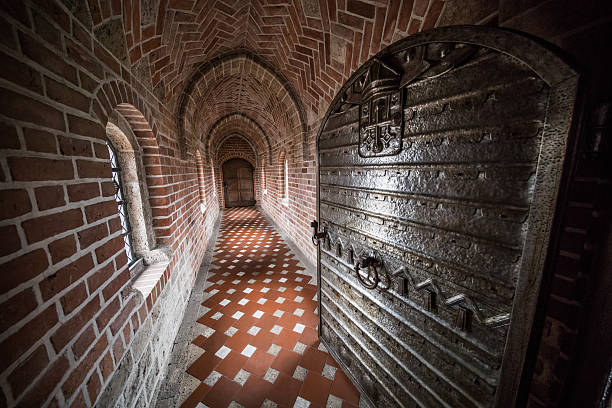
(223, 158), (255, 207)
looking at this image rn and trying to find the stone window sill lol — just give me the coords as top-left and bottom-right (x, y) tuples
(131, 261), (170, 298)
(130, 246), (173, 308)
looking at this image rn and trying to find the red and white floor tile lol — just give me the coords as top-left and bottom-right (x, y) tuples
(180, 207), (360, 408)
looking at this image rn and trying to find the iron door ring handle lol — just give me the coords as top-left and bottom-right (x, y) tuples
(354, 257), (380, 289)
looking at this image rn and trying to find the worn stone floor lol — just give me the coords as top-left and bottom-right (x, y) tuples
(159, 207), (360, 408)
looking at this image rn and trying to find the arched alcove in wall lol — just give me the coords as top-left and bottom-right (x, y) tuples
(278, 151), (288, 203)
(103, 104), (172, 265)
(214, 134), (259, 208)
(105, 114), (151, 263)
(91, 78), (176, 247)
(195, 150), (205, 205)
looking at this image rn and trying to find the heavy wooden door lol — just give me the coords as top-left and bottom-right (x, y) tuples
(315, 27), (579, 408)
(223, 158), (255, 207)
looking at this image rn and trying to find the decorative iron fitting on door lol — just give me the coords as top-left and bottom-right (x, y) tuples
(354, 253), (382, 289)
(358, 60), (404, 157)
(310, 220), (326, 246)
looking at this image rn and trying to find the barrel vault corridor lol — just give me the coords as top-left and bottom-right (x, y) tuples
(0, 1), (610, 408)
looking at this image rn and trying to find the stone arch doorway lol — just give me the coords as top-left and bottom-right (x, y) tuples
(314, 26), (579, 408)
(222, 158), (255, 208)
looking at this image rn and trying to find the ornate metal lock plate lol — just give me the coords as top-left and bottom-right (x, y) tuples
(358, 61), (404, 157)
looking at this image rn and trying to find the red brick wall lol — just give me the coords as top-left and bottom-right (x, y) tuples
(0, 2), (218, 406)
(258, 140), (317, 265)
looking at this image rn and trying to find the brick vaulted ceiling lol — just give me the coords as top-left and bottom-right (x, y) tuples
(177, 51), (307, 160)
(80, 0), (448, 152)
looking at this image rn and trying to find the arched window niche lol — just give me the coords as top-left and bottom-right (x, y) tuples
(284, 157), (289, 202)
(211, 164), (217, 199)
(279, 151), (289, 206)
(261, 162), (267, 195)
(105, 110), (170, 275)
(195, 150), (206, 214)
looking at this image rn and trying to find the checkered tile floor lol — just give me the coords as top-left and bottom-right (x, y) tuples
(181, 207), (360, 408)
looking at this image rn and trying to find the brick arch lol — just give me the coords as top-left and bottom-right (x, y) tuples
(90, 80), (165, 158)
(219, 153), (257, 169)
(207, 113), (272, 166)
(215, 134), (258, 165)
(176, 50), (307, 160)
(92, 80), (174, 245)
(91, 80), (158, 137)
(112, 104), (173, 246)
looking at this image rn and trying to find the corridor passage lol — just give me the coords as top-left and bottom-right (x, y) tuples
(180, 208), (360, 408)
